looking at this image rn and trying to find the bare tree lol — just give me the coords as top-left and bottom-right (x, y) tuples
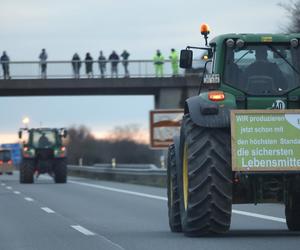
(279, 0), (300, 32)
(107, 124), (145, 142)
(66, 124), (159, 166)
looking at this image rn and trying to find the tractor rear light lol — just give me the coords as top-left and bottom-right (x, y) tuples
(23, 148), (35, 158)
(208, 91), (225, 101)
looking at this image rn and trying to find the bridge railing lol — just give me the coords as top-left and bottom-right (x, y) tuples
(0, 59), (205, 79)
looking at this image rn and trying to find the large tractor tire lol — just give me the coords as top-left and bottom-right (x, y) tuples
(285, 192), (300, 231)
(167, 144), (182, 232)
(178, 114), (232, 236)
(20, 160), (34, 184)
(54, 159), (67, 183)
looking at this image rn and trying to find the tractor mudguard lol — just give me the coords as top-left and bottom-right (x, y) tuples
(173, 136), (181, 170)
(185, 96), (231, 128)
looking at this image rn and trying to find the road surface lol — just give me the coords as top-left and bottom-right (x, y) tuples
(0, 173), (299, 250)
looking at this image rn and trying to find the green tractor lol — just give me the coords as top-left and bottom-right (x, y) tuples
(167, 24), (300, 236)
(18, 128), (68, 184)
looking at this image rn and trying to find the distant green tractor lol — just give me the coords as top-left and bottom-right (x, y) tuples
(19, 128), (68, 184)
(167, 24), (300, 236)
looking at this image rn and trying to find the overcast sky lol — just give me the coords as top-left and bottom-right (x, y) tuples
(0, 0), (292, 143)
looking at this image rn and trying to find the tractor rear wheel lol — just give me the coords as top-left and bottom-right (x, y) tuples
(167, 144), (182, 232)
(286, 192), (300, 231)
(20, 160), (34, 184)
(54, 159), (67, 183)
(178, 114), (232, 236)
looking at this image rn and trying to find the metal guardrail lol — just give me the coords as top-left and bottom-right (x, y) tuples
(67, 164), (167, 187)
(0, 59), (204, 79)
(93, 163), (160, 170)
(68, 164), (166, 175)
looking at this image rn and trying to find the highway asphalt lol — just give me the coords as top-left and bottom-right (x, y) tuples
(0, 173), (299, 250)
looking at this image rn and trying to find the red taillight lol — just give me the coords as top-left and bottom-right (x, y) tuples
(8, 160), (13, 165)
(208, 91), (225, 101)
(61, 146), (66, 151)
(0, 160), (3, 165)
(23, 147), (29, 152)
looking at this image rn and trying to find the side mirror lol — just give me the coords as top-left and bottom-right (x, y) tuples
(18, 131), (22, 139)
(180, 50), (193, 69)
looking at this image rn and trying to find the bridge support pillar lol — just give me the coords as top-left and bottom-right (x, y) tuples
(155, 88), (183, 109)
(155, 87), (198, 109)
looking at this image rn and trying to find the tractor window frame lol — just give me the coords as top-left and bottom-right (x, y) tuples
(223, 42), (300, 96)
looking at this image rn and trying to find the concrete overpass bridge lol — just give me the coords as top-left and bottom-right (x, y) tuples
(0, 59), (202, 108)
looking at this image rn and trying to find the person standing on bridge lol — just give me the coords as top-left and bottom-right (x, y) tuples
(121, 50), (130, 77)
(39, 49), (48, 79)
(1, 51), (10, 80)
(98, 51), (106, 78)
(72, 53), (81, 79)
(153, 50), (164, 77)
(169, 48), (179, 77)
(85, 52), (93, 78)
(109, 51), (120, 78)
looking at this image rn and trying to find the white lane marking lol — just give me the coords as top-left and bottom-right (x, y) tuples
(232, 209), (286, 223)
(69, 179), (286, 224)
(69, 180), (167, 201)
(14, 191), (21, 195)
(71, 225), (95, 236)
(72, 224), (125, 249)
(6, 186), (12, 190)
(24, 197), (34, 202)
(1, 183), (6, 186)
(41, 207), (55, 214)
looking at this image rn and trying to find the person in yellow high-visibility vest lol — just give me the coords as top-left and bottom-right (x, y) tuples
(153, 50), (164, 77)
(169, 48), (179, 77)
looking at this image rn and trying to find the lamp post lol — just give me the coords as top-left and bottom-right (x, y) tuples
(22, 117), (30, 129)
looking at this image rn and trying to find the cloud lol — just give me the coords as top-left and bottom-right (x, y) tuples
(0, 0), (293, 139)
(0, 0), (290, 60)
(0, 133), (19, 144)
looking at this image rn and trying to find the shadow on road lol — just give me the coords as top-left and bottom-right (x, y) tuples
(111, 229), (300, 240)
(224, 230), (300, 238)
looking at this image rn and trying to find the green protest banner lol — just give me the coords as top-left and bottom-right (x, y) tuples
(231, 110), (300, 171)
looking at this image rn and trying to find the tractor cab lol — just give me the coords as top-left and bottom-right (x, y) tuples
(18, 127), (68, 183)
(180, 25), (300, 110)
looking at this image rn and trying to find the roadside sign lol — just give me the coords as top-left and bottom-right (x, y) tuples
(150, 109), (183, 149)
(231, 110), (300, 171)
